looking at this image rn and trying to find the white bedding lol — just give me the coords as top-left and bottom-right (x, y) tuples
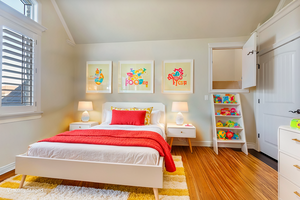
(27, 123), (165, 166)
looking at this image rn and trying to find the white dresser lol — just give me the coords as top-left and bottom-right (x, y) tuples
(278, 126), (300, 200)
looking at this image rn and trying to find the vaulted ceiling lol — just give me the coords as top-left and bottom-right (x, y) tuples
(55, 0), (280, 44)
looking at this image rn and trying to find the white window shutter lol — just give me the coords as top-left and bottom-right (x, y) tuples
(242, 32), (257, 89)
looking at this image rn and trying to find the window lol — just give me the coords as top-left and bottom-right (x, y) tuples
(1, 28), (35, 107)
(208, 34), (258, 93)
(0, 0), (37, 21)
(212, 48), (242, 90)
(0, 0), (44, 121)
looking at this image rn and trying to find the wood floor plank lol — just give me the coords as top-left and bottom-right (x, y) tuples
(0, 147), (278, 200)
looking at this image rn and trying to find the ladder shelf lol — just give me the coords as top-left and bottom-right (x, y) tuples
(211, 94), (248, 155)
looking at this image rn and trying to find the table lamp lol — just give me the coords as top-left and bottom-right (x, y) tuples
(172, 102), (188, 125)
(78, 101), (93, 122)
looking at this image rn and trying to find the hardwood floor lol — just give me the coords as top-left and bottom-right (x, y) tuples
(172, 147), (278, 200)
(248, 149), (278, 171)
(0, 147), (278, 200)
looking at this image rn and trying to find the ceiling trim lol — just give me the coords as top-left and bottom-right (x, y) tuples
(50, 0), (76, 46)
(274, 0), (287, 15)
(256, 0), (300, 33)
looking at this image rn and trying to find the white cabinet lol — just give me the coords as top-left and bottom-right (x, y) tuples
(211, 93), (248, 155)
(278, 126), (300, 200)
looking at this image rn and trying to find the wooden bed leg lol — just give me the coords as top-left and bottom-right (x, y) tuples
(19, 175), (27, 188)
(169, 137), (174, 150)
(153, 188), (159, 200)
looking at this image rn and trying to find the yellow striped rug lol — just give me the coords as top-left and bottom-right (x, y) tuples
(0, 156), (189, 200)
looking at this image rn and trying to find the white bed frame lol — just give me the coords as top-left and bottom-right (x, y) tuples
(16, 102), (166, 200)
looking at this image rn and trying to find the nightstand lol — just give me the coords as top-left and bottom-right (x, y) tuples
(69, 121), (99, 131)
(167, 123), (196, 153)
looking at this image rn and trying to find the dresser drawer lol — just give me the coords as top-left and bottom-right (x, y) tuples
(168, 128), (195, 138)
(280, 152), (300, 186)
(69, 124), (90, 131)
(279, 175), (300, 200)
(280, 129), (300, 157)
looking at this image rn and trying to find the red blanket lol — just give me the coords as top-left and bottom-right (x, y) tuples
(39, 129), (176, 172)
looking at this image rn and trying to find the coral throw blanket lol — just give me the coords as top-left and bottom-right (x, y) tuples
(39, 129), (176, 172)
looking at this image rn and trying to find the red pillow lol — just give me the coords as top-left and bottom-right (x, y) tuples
(110, 110), (146, 125)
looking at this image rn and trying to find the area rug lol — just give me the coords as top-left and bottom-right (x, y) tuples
(0, 156), (189, 200)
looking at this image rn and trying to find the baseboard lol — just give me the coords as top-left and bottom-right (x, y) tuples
(172, 140), (213, 147)
(171, 139), (256, 149)
(0, 162), (15, 175)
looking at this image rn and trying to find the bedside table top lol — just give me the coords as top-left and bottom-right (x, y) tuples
(167, 123), (195, 129)
(70, 121), (99, 125)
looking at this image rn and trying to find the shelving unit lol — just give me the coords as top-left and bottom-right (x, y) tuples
(211, 94), (248, 155)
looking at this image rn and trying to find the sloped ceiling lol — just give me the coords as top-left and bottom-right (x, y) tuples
(55, 0), (280, 44)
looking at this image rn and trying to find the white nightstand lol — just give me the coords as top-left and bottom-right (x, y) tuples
(69, 121), (99, 131)
(167, 123), (196, 153)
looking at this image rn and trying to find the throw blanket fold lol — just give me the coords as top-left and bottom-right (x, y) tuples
(39, 129), (176, 172)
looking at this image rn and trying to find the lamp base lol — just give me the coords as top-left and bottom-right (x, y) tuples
(81, 111), (90, 122)
(176, 112), (184, 125)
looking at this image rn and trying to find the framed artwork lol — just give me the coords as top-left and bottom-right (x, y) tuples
(86, 61), (112, 93)
(118, 60), (154, 93)
(162, 59), (193, 94)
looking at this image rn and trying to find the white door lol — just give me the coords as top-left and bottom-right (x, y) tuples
(242, 32), (257, 89)
(257, 38), (300, 160)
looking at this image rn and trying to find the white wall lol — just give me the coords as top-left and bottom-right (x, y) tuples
(0, 0), (75, 168)
(74, 36), (257, 145)
(213, 49), (242, 81)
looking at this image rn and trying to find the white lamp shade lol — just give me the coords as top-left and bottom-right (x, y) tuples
(78, 101), (93, 111)
(172, 102), (188, 112)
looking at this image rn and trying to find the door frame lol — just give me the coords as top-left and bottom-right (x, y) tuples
(255, 30), (300, 152)
(208, 42), (249, 93)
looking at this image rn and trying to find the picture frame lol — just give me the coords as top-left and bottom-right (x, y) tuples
(86, 61), (112, 93)
(162, 59), (194, 94)
(118, 60), (154, 93)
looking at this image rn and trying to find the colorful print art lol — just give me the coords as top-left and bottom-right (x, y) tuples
(118, 61), (154, 93)
(162, 60), (193, 93)
(86, 61), (112, 93)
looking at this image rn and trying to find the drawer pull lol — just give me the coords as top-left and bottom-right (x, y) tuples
(294, 165), (300, 170)
(294, 191), (300, 197)
(79, 126), (81, 128)
(292, 138), (300, 142)
(181, 131), (183, 133)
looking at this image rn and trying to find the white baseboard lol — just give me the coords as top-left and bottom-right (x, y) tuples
(0, 162), (15, 175)
(172, 140), (256, 149)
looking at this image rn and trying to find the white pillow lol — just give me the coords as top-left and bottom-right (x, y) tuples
(150, 110), (161, 124)
(104, 109), (112, 123)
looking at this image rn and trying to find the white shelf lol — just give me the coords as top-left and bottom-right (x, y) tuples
(214, 103), (240, 106)
(211, 93), (248, 155)
(217, 139), (245, 143)
(216, 127), (243, 130)
(215, 115), (242, 118)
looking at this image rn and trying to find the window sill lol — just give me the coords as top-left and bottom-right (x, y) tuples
(209, 89), (250, 94)
(0, 111), (43, 124)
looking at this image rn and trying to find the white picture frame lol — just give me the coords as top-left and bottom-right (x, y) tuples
(86, 61), (112, 93)
(118, 60), (154, 93)
(162, 59), (194, 94)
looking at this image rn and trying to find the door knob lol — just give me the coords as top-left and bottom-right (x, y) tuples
(289, 109), (300, 114)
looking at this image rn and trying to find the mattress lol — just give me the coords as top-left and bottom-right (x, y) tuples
(27, 123), (165, 166)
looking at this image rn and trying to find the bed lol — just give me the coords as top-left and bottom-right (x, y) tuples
(15, 102), (167, 200)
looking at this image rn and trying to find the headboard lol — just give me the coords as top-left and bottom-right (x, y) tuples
(102, 102), (166, 125)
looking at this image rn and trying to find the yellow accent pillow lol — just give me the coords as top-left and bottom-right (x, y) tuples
(133, 107), (153, 125)
(111, 106), (135, 111)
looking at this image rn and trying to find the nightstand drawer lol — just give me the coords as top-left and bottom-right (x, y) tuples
(168, 128), (195, 138)
(69, 124), (90, 131)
